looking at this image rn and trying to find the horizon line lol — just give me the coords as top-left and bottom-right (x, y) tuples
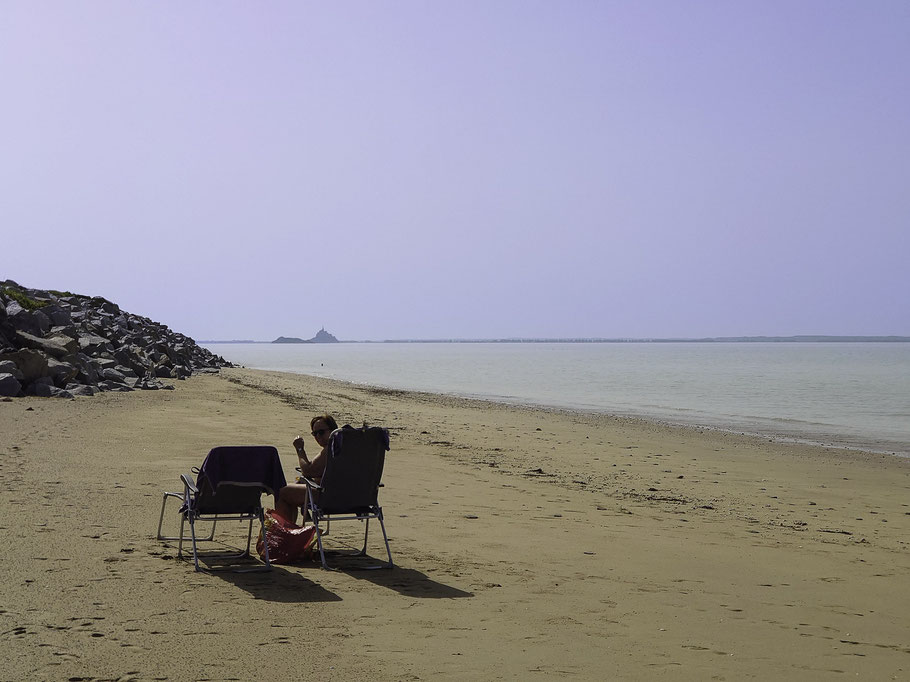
(199, 334), (910, 344)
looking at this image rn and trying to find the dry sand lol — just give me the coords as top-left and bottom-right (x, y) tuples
(2, 367), (909, 680)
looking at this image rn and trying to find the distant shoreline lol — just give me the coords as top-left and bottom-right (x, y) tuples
(201, 335), (910, 344)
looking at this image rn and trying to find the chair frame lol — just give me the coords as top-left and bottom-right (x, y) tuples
(157, 471), (272, 572)
(301, 477), (393, 569)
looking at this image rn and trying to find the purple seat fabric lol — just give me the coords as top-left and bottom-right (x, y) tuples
(196, 445), (287, 499)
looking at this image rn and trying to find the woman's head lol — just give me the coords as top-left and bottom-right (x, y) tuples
(310, 413), (338, 447)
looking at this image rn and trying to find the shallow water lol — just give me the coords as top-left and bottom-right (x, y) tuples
(203, 342), (910, 456)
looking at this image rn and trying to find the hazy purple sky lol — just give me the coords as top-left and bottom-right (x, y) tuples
(3, 2), (908, 340)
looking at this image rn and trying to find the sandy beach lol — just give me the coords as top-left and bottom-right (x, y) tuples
(2, 367), (909, 680)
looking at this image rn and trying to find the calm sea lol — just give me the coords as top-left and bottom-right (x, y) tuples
(203, 342), (910, 457)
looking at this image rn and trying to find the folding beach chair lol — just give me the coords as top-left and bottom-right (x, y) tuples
(300, 425), (394, 569)
(157, 445), (287, 572)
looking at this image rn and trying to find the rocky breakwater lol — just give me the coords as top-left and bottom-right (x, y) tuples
(0, 280), (232, 398)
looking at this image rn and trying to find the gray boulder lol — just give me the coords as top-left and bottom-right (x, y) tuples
(92, 357), (118, 371)
(101, 367), (127, 383)
(47, 358), (79, 385)
(79, 334), (112, 353)
(66, 383), (99, 396)
(67, 384), (97, 396)
(97, 380), (133, 392)
(114, 364), (138, 378)
(70, 353), (100, 384)
(0, 373), (21, 397)
(137, 377), (175, 390)
(0, 349), (49, 382)
(50, 324), (79, 338)
(25, 376), (55, 397)
(0, 360), (24, 381)
(154, 365), (173, 378)
(14, 330), (70, 358)
(94, 298), (120, 315)
(46, 334), (78, 353)
(42, 305), (72, 326)
(114, 345), (147, 371)
(6, 302), (48, 336)
(33, 309), (51, 334)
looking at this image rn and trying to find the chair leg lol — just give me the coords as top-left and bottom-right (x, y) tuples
(189, 515), (202, 572)
(203, 519), (217, 542)
(313, 524), (329, 569)
(243, 517), (253, 557)
(157, 491), (192, 542)
(177, 515), (186, 558)
(157, 490), (209, 560)
(307, 495), (331, 569)
(359, 517), (370, 556)
(157, 492), (171, 540)
(376, 509), (394, 568)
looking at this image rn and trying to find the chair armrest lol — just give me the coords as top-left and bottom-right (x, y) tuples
(180, 473), (199, 495)
(300, 476), (323, 491)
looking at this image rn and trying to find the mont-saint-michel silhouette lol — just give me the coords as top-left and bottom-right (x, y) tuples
(272, 328), (339, 344)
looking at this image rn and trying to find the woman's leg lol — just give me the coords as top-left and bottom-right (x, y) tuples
(275, 484), (309, 524)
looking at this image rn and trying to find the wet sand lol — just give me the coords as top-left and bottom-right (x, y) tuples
(2, 367), (909, 680)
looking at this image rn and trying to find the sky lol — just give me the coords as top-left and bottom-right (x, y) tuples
(2, 1), (908, 341)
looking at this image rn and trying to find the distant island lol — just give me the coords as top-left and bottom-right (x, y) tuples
(272, 328), (339, 344)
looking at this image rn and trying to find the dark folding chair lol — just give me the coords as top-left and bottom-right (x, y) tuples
(157, 445), (287, 572)
(301, 425), (393, 569)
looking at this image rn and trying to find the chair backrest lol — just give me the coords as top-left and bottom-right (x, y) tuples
(194, 445), (287, 514)
(318, 426), (390, 514)
(195, 479), (267, 515)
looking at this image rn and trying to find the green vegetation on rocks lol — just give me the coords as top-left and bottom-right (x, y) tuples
(2, 286), (49, 311)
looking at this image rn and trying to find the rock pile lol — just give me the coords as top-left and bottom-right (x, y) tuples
(0, 279), (232, 398)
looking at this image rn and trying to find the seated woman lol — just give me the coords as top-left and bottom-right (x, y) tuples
(275, 414), (338, 524)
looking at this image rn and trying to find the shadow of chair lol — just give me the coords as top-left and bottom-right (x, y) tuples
(338, 564), (474, 599)
(213, 564), (343, 603)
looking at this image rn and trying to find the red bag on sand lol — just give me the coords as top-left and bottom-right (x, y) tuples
(256, 510), (318, 564)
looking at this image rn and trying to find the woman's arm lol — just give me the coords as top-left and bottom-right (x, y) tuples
(300, 446), (328, 479)
(293, 436), (311, 475)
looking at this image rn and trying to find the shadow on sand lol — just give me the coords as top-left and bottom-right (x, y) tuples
(177, 538), (471, 601)
(293, 544), (473, 599)
(337, 562), (474, 599)
(208, 562), (342, 603)
(197, 554), (471, 601)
